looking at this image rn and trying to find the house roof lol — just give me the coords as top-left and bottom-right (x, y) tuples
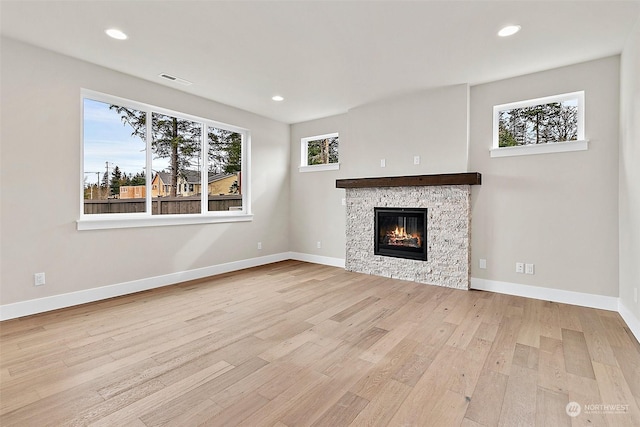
(155, 171), (172, 185)
(2, 1), (638, 124)
(183, 170), (235, 184)
(155, 170), (235, 185)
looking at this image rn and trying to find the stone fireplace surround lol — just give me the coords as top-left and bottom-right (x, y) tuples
(336, 173), (481, 290)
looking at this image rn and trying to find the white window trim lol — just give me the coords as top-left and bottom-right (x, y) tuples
(490, 139), (588, 158)
(300, 132), (340, 171)
(77, 212), (254, 231)
(299, 163), (340, 173)
(78, 89), (251, 230)
(491, 91), (587, 158)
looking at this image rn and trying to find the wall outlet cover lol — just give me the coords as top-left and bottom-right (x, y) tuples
(34, 272), (45, 286)
(525, 263), (535, 275)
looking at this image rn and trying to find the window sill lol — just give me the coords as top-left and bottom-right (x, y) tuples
(299, 163), (340, 173)
(77, 212), (253, 231)
(490, 139), (588, 158)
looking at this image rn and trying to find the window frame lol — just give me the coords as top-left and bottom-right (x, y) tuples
(299, 132), (340, 172)
(78, 89), (252, 230)
(491, 91), (588, 158)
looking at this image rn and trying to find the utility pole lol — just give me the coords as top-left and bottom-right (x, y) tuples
(105, 161), (111, 197)
(84, 172), (101, 199)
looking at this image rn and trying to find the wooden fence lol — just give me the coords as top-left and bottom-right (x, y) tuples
(84, 195), (242, 215)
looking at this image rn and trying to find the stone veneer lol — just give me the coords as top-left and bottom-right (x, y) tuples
(345, 185), (471, 289)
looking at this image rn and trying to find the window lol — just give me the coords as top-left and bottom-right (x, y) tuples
(299, 132), (339, 172)
(491, 91), (587, 157)
(80, 90), (250, 229)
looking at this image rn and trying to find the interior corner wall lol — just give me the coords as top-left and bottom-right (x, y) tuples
(0, 38), (290, 307)
(289, 114), (349, 259)
(619, 15), (640, 321)
(469, 56), (620, 297)
(289, 84), (469, 260)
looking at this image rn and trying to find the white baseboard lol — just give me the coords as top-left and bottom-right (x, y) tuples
(3, 258), (636, 345)
(618, 301), (640, 344)
(470, 277), (619, 311)
(288, 252), (346, 268)
(0, 252), (291, 321)
(471, 277), (640, 343)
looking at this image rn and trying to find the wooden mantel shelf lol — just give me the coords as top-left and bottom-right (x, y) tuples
(335, 172), (481, 189)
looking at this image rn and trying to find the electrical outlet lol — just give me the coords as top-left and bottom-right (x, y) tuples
(479, 259), (487, 269)
(34, 272), (45, 286)
(257, 242), (262, 250)
(380, 158), (386, 168)
(515, 262), (524, 274)
(341, 198), (346, 206)
(525, 263), (535, 275)
(316, 241), (322, 249)
(413, 155), (420, 165)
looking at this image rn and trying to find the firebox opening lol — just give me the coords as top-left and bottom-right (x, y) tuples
(374, 207), (427, 261)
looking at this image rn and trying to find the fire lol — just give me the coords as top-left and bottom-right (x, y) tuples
(387, 226), (421, 247)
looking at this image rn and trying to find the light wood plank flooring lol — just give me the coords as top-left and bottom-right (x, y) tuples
(1, 260), (639, 426)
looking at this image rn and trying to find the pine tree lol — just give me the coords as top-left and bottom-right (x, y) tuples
(209, 128), (241, 174)
(109, 106), (201, 197)
(110, 165), (123, 196)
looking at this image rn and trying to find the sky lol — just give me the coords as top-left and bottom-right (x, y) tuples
(83, 99), (169, 185)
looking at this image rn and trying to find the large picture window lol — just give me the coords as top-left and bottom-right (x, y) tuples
(491, 91), (587, 157)
(80, 90), (250, 229)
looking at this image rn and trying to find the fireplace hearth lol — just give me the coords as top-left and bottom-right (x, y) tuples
(374, 207), (427, 261)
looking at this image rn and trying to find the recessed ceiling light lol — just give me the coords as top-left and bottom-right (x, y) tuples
(105, 28), (128, 40)
(272, 95), (284, 102)
(498, 25), (521, 37)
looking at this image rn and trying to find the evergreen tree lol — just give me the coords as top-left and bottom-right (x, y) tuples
(209, 128), (241, 174)
(110, 165), (123, 196)
(498, 101), (577, 147)
(307, 137), (338, 165)
(130, 172), (146, 186)
(109, 106), (201, 197)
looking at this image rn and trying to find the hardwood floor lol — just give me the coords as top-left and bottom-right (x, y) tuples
(1, 260), (639, 426)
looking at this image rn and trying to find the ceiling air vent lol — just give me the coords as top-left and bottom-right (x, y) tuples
(159, 73), (192, 86)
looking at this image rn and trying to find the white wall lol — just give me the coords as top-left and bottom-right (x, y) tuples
(469, 56), (620, 297)
(343, 85), (470, 177)
(0, 38), (290, 306)
(619, 16), (640, 323)
(289, 114), (348, 258)
(289, 85), (470, 259)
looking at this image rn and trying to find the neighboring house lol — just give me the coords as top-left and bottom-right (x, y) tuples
(119, 185), (146, 199)
(207, 172), (239, 196)
(151, 170), (239, 197)
(151, 172), (172, 197)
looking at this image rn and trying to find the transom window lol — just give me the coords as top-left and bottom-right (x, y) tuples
(491, 91), (587, 157)
(80, 90), (250, 229)
(299, 132), (339, 172)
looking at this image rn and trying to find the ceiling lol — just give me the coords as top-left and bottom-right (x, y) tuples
(1, 0), (639, 124)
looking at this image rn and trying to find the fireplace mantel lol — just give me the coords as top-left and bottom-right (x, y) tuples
(336, 172), (481, 189)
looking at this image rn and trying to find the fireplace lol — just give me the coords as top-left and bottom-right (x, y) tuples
(337, 173), (480, 289)
(374, 207), (427, 261)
